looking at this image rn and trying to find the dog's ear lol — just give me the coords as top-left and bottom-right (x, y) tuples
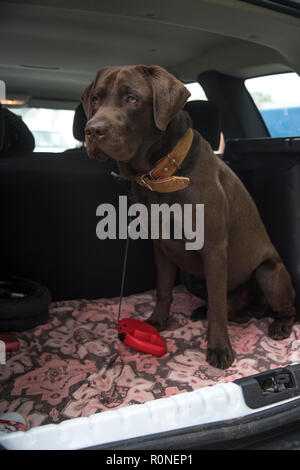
(140, 65), (191, 131)
(81, 79), (96, 120)
(81, 68), (110, 119)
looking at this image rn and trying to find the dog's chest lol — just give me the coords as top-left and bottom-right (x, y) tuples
(131, 183), (174, 205)
(131, 183), (204, 277)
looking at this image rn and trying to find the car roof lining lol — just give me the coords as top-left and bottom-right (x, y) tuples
(1, 0), (299, 107)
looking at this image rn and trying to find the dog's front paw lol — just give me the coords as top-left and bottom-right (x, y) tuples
(146, 308), (169, 331)
(206, 344), (235, 370)
(268, 318), (293, 340)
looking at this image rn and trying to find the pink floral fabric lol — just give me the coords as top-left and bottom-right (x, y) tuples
(1, 285), (300, 429)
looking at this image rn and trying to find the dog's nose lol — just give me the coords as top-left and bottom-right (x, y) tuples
(85, 121), (108, 138)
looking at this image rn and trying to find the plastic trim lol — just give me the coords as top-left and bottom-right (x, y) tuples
(90, 396), (300, 450)
(1, 374), (300, 450)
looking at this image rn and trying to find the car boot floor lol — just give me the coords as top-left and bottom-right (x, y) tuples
(1, 285), (299, 429)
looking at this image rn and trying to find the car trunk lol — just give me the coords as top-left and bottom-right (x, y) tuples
(1, 132), (300, 449)
(1, 282), (300, 449)
(1, 69), (300, 451)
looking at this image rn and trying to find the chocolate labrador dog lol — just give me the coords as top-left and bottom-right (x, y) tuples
(81, 65), (296, 369)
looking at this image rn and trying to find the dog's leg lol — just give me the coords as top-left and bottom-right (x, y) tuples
(247, 278), (271, 319)
(255, 258), (296, 339)
(227, 281), (252, 324)
(192, 282), (251, 324)
(147, 242), (177, 331)
(203, 247), (235, 369)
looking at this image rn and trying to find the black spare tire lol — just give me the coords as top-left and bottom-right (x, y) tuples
(0, 277), (51, 331)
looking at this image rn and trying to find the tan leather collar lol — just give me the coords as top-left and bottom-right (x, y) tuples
(136, 128), (193, 193)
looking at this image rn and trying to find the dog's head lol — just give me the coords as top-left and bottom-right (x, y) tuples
(81, 65), (190, 162)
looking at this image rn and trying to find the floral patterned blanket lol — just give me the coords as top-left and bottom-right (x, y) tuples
(1, 285), (300, 429)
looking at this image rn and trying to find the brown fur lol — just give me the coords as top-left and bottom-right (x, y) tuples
(82, 65), (296, 369)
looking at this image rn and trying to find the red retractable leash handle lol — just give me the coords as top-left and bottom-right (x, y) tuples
(117, 236), (167, 357)
(118, 318), (166, 357)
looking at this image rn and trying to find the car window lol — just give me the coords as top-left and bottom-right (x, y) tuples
(184, 81), (225, 153)
(242, 0), (300, 18)
(8, 107), (78, 152)
(245, 72), (300, 137)
(185, 82), (207, 101)
(5, 83), (206, 153)
(0, 80), (5, 102)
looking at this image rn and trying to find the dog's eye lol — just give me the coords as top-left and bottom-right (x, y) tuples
(92, 95), (99, 105)
(127, 95), (137, 104)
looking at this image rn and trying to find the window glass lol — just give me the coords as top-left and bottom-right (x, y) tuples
(245, 72), (300, 137)
(184, 82), (224, 153)
(185, 82), (207, 101)
(9, 107), (78, 152)
(6, 84), (205, 152)
(0, 80), (5, 102)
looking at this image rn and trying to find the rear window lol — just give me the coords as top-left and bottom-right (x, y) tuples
(9, 107), (78, 152)
(245, 72), (300, 137)
(8, 84), (206, 153)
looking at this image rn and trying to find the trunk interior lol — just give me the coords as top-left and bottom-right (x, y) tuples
(1, 0), (300, 450)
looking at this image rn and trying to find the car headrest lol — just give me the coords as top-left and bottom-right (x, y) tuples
(72, 100), (221, 150)
(73, 104), (86, 142)
(184, 100), (220, 150)
(1, 108), (35, 155)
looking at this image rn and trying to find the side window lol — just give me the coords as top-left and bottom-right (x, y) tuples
(184, 82), (225, 153)
(0, 80), (5, 102)
(245, 72), (300, 137)
(185, 82), (207, 101)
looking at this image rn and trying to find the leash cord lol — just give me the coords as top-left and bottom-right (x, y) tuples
(110, 171), (133, 325)
(117, 235), (130, 323)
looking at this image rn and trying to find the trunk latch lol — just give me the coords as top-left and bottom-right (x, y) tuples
(235, 365), (300, 409)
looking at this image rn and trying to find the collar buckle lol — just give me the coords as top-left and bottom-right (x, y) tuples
(140, 174), (154, 191)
